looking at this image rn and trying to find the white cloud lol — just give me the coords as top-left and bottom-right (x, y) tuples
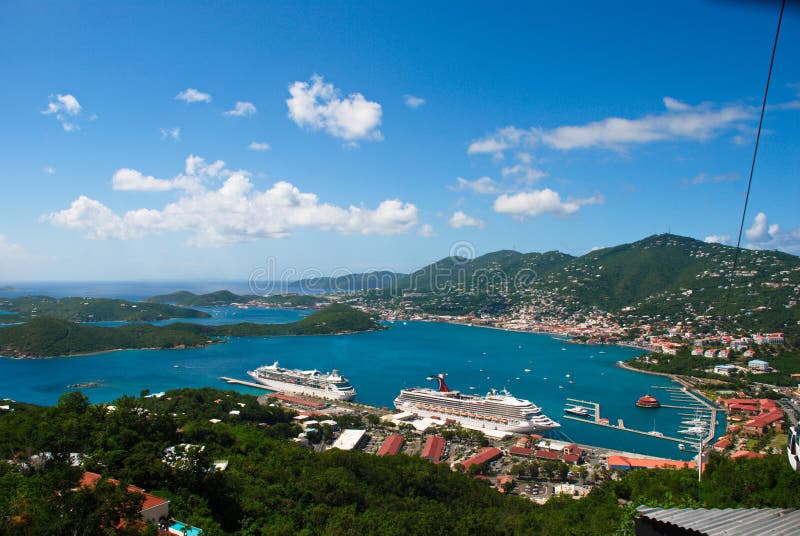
(684, 172), (738, 186)
(468, 98), (752, 155)
(450, 176), (498, 195)
(449, 211), (485, 229)
(43, 166), (56, 174)
(418, 224), (435, 238)
(741, 212), (800, 253)
(248, 142), (271, 152)
(42, 94), (81, 116)
(48, 156), (420, 246)
(176, 88), (212, 103)
(160, 127), (181, 141)
(704, 235), (730, 244)
(224, 101), (257, 117)
(42, 93), (84, 132)
(286, 75), (382, 142)
(111, 155), (224, 193)
(501, 163), (546, 184)
(403, 94), (425, 108)
(493, 189), (603, 218)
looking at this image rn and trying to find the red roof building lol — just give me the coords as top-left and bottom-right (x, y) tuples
(509, 446), (533, 457)
(636, 394), (660, 408)
(459, 447), (503, 470)
(730, 450), (765, 460)
(81, 472), (169, 525)
(713, 438), (732, 450)
(534, 450), (561, 461)
(495, 475), (514, 493)
(420, 435), (445, 463)
(377, 434), (404, 456)
(607, 456), (696, 471)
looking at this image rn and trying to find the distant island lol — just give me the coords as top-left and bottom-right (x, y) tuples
(145, 290), (327, 309)
(0, 285), (17, 292)
(0, 303), (382, 358)
(0, 296), (210, 324)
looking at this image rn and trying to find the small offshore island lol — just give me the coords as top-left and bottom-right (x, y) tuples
(0, 303), (381, 358)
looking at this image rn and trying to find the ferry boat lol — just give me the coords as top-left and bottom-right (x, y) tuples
(393, 374), (559, 433)
(247, 361), (356, 401)
(787, 426), (799, 472)
(635, 394), (661, 408)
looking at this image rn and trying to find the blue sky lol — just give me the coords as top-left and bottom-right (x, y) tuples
(1, 1), (798, 281)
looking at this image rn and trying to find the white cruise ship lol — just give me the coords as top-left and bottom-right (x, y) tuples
(394, 374), (559, 433)
(247, 362), (356, 401)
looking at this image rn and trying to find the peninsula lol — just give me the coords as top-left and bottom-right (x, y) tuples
(0, 303), (381, 358)
(0, 296), (210, 324)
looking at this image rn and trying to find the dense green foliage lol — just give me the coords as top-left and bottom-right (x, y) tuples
(0, 304), (381, 357)
(0, 389), (798, 535)
(146, 290), (326, 308)
(0, 318), (211, 358)
(0, 296), (209, 323)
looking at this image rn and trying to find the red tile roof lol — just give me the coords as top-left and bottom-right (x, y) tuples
(607, 456), (696, 470)
(377, 434), (404, 456)
(534, 450), (561, 460)
(731, 450), (765, 460)
(81, 472), (168, 511)
(460, 447), (503, 469)
(421, 435), (445, 462)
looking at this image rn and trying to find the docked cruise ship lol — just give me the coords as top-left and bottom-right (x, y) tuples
(247, 362), (356, 401)
(394, 374), (559, 433)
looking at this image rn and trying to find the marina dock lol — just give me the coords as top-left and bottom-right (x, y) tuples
(220, 376), (273, 390)
(563, 386), (721, 447)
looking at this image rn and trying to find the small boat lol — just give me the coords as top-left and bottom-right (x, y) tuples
(561, 348), (567, 351)
(647, 431), (664, 437)
(515, 377), (521, 380)
(564, 406), (590, 417)
(524, 368), (532, 373)
(469, 386), (476, 390)
(678, 443), (686, 451)
(599, 351), (606, 354)
(558, 385), (564, 389)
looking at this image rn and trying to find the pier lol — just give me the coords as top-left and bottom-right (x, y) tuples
(220, 376), (273, 390)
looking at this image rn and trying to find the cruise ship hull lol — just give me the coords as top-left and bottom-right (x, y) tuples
(393, 388), (559, 434)
(247, 371), (356, 401)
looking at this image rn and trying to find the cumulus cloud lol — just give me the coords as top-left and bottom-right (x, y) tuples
(704, 235), (730, 244)
(742, 212), (800, 253)
(224, 101), (257, 117)
(449, 211), (485, 229)
(41, 93), (84, 132)
(450, 176), (498, 195)
(175, 88), (212, 103)
(112, 155), (224, 193)
(493, 189), (603, 218)
(248, 141), (271, 152)
(468, 97), (753, 156)
(43, 166), (56, 174)
(160, 127), (181, 141)
(287, 75), (382, 142)
(48, 156), (421, 246)
(403, 94), (425, 108)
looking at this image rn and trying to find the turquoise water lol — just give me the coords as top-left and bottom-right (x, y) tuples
(0, 307), (718, 459)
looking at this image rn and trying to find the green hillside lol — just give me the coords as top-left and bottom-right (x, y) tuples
(0, 318), (210, 358)
(0, 296), (210, 323)
(0, 304), (382, 358)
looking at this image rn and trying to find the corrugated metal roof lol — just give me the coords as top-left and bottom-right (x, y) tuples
(637, 506), (800, 535)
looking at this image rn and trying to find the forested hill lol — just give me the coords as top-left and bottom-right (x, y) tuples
(0, 296), (210, 324)
(296, 234), (800, 331)
(0, 304), (382, 358)
(146, 290), (326, 308)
